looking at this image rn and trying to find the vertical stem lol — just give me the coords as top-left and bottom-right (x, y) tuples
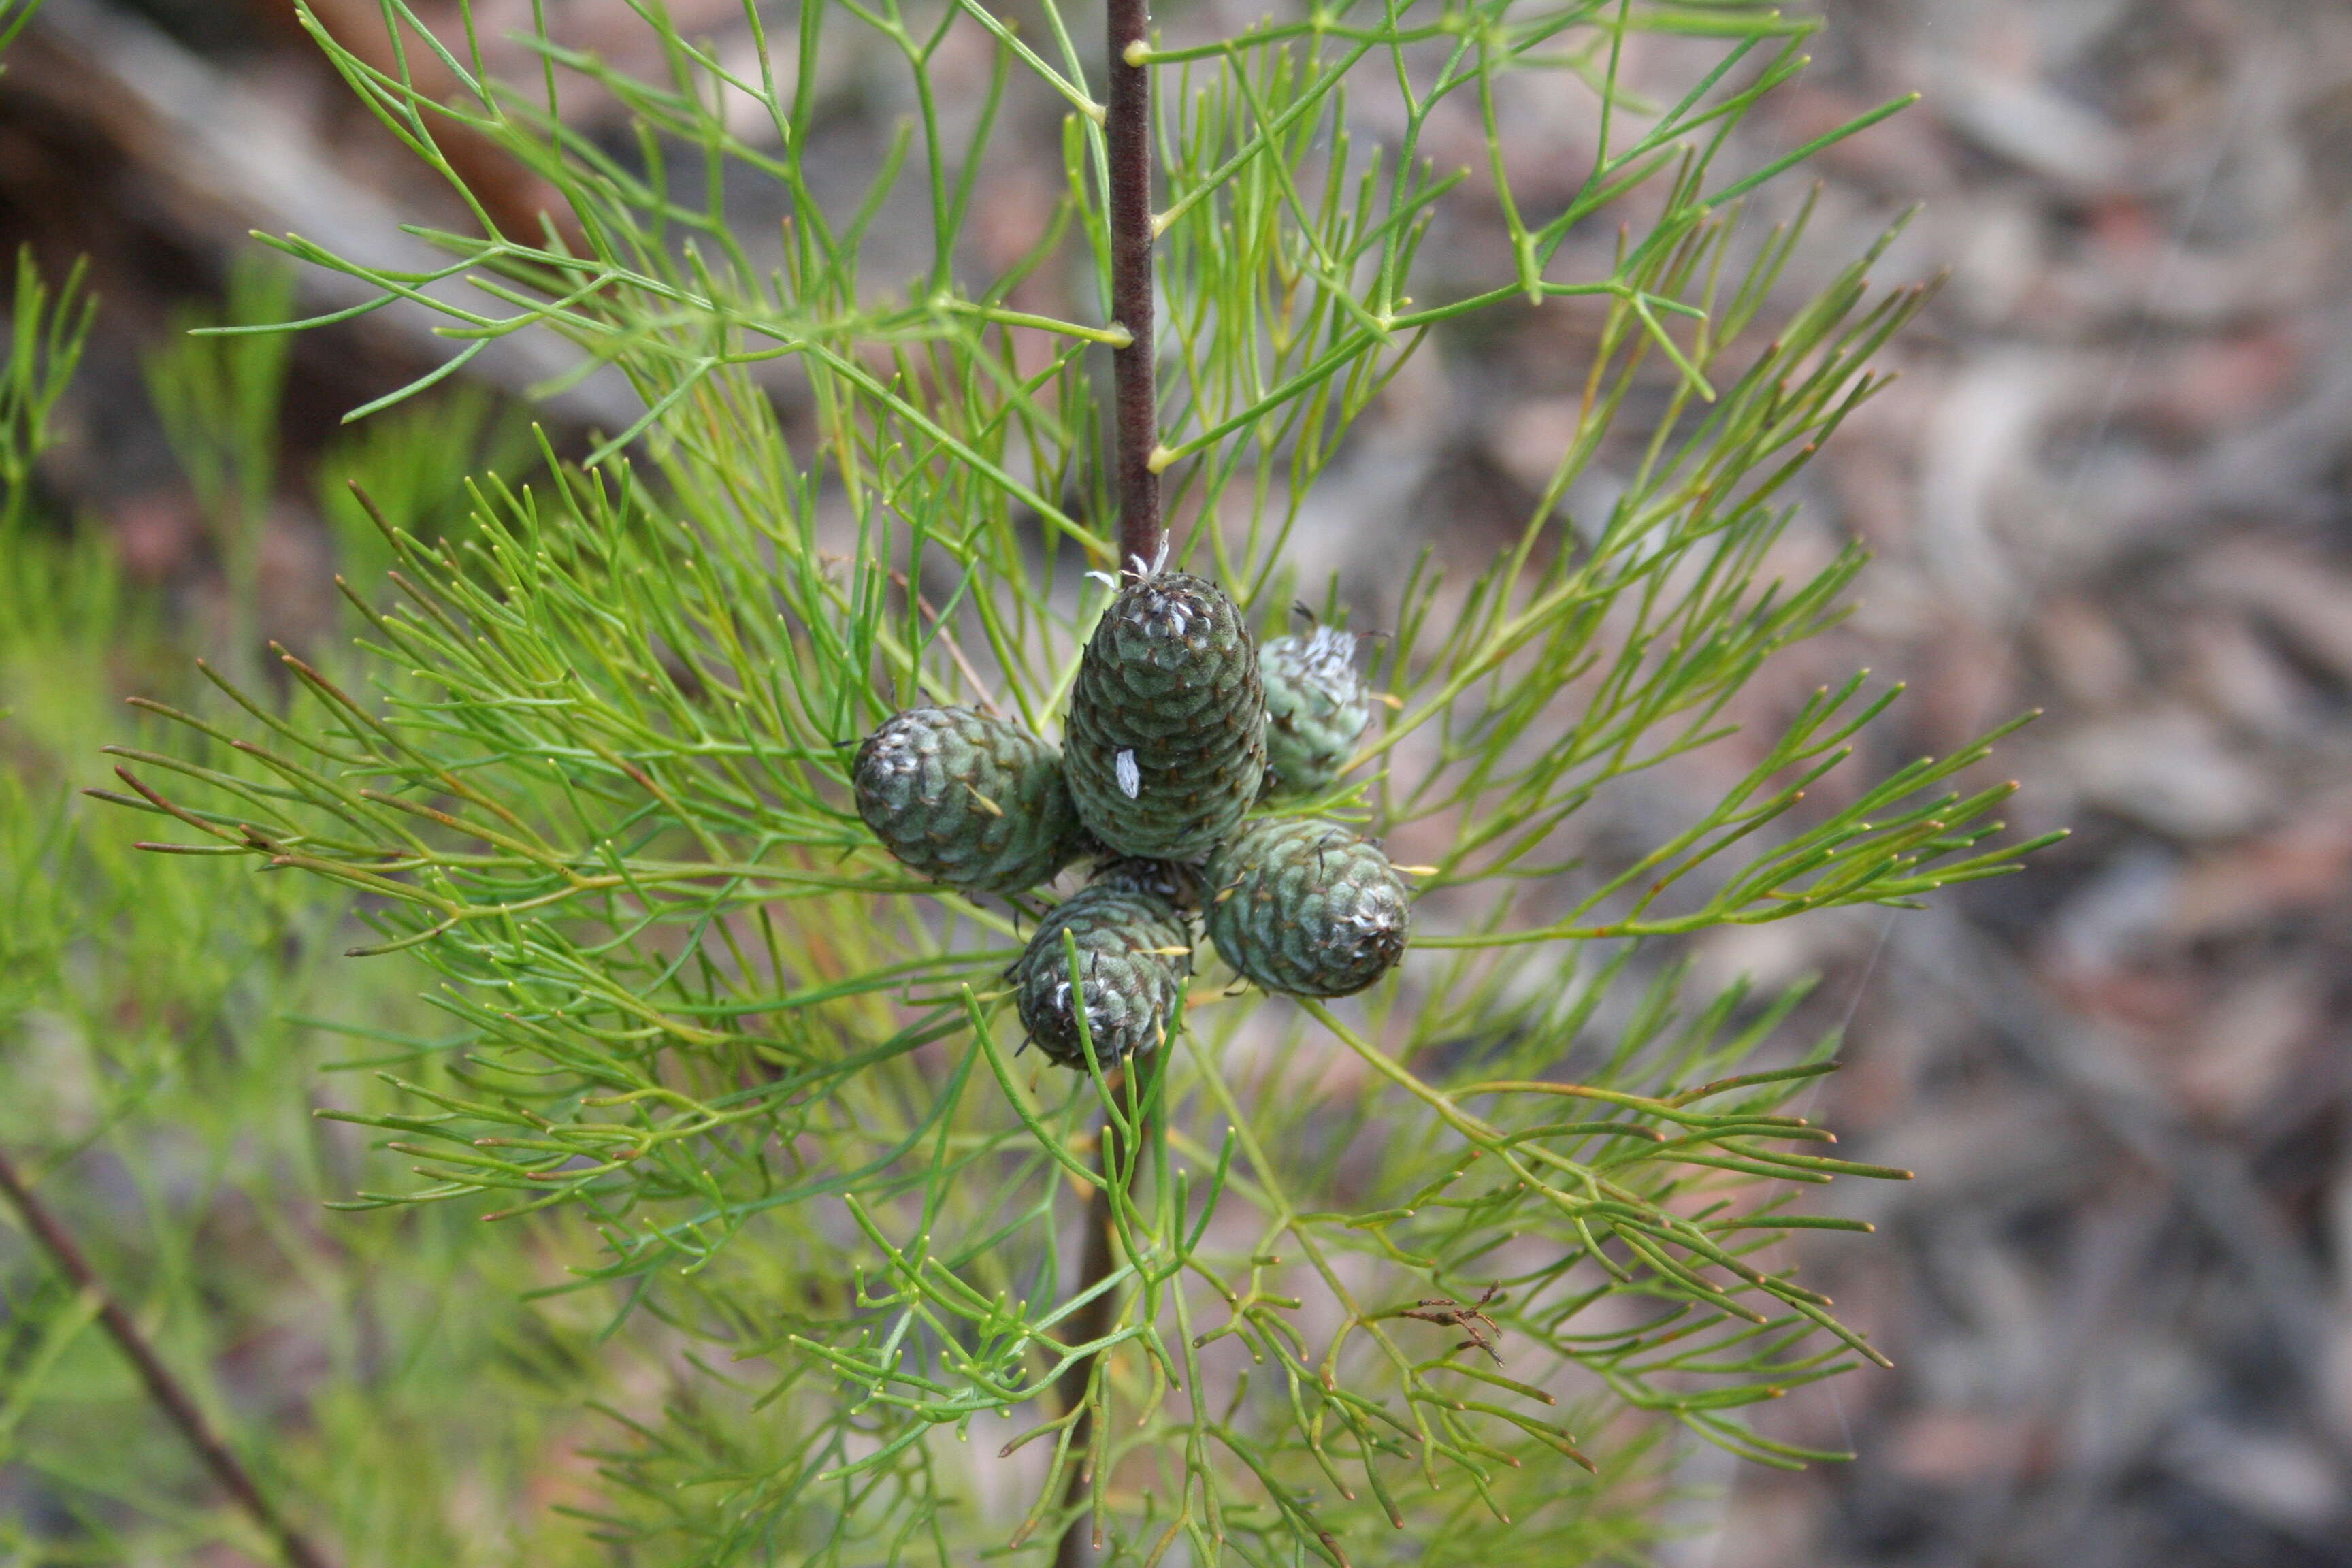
(1054, 1054), (1160, 1568)
(0, 1145), (334, 1568)
(1105, 0), (1160, 575)
(1051, 1179), (1119, 1568)
(1054, 11), (1161, 1562)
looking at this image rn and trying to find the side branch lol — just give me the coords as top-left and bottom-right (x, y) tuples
(1105, 0), (1160, 573)
(0, 1145), (334, 1568)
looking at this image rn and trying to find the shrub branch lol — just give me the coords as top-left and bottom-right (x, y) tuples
(0, 1145), (334, 1568)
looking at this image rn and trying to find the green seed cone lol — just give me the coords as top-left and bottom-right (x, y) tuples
(1011, 870), (1192, 1070)
(1260, 627), (1372, 798)
(1205, 817), (1410, 998)
(853, 706), (1083, 894)
(1065, 572), (1266, 860)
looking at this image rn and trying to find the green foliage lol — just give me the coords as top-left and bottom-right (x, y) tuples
(144, 257), (298, 675)
(0, 246), (91, 536)
(317, 383), (534, 596)
(0, 0), (42, 62)
(0, 255), (624, 1564)
(150, 258), (295, 528)
(0, 525), (627, 1565)
(86, 1), (2052, 1563)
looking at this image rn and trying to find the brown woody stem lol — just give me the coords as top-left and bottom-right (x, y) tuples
(1106, 0), (1160, 576)
(0, 1144), (334, 1568)
(1052, 8), (1162, 1562)
(1053, 1053), (1159, 1568)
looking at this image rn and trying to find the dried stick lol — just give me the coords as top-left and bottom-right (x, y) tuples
(0, 1145), (334, 1568)
(1105, 0), (1161, 575)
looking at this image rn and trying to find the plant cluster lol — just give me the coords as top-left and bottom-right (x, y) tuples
(857, 561), (1404, 1083)
(50, 0), (2053, 1563)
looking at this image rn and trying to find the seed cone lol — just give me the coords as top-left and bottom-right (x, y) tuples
(1205, 817), (1410, 998)
(1011, 870), (1192, 1071)
(1065, 572), (1266, 860)
(1260, 626), (1372, 798)
(853, 706), (1083, 894)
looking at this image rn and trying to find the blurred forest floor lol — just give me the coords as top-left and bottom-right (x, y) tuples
(5, 0), (2352, 1565)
